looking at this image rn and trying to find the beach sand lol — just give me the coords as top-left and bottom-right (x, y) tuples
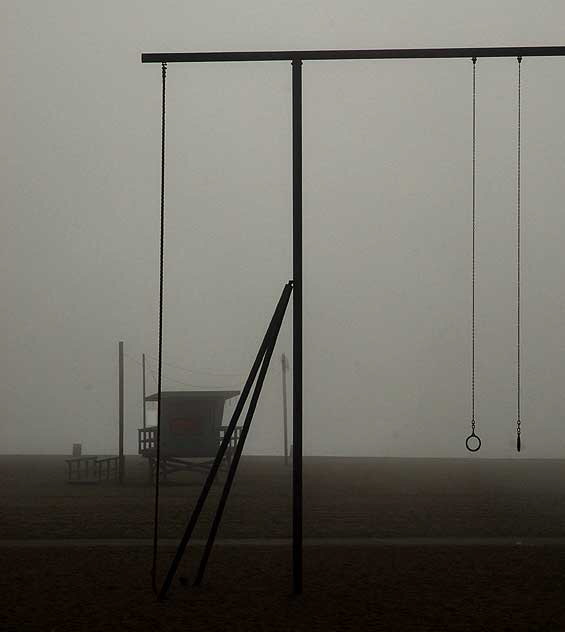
(3, 455), (565, 630)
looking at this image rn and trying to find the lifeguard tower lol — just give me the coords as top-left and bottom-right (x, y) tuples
(138, 390), (241, 480)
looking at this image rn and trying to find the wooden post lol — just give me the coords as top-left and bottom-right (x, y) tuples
(119, 340), (124, 484)
(142, 353), (147, 429)
(282, 353), (289, 465)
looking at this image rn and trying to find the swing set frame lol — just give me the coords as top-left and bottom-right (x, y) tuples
(141, 45), (565, 598)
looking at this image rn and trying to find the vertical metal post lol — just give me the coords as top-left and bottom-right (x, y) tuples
(282, 353), (289, 465)
(291, 58), (303, 595)
(118, 340), (124, 484)
(142, 353), (147, 429)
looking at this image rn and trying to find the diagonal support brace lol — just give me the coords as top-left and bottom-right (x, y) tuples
(157, 281), (293, 600)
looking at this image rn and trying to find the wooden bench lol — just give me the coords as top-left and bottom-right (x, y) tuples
(65, 455), (120, 483)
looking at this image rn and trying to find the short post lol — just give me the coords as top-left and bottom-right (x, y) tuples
(119, 341), (125, 484)
(281, 353), (289, 465)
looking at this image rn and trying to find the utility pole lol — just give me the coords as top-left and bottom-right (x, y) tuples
(142, 353), (147, 429)
(118, 341), (124, 484)
(281, 353), (289, 465)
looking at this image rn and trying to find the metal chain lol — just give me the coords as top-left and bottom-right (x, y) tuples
(472, 57), (476, 435)
(466, 58), (481, 452)
(517, 57), (522, 451)
(152, 61), (167, 592)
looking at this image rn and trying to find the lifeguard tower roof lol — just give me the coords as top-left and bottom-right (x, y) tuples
(145, 390), (240, 401)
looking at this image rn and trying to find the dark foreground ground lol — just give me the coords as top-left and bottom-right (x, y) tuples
(3, 455), (565, 630)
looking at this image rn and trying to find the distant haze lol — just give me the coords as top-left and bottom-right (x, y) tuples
(2, 1), (565, 457)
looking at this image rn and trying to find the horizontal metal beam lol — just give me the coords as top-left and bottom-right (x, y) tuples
(142, 46), (565, 64)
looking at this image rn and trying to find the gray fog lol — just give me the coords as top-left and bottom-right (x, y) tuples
(2, 1), (565, 457)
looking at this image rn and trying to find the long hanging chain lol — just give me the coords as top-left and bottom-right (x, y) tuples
(152, 61), (167, 593)
(472, 56), (476, 435)
(516, 57), (522, 452)
(466, 57), (481, 452)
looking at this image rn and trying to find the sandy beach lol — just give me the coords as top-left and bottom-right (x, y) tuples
(3, 455), (565, 630)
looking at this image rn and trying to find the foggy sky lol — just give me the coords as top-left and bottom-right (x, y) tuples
(2, 1), (565, 457)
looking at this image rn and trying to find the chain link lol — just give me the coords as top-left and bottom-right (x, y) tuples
(516, 57), (522, 448)
(466, 57), (480, 452)
(471, 57), (477, 435)
(152, 61), (167, 593)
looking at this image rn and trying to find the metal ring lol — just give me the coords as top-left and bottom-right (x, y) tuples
(465, 433), (481, 452)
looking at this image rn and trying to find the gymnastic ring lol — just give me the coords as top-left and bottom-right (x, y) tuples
(465, 433), (481, 452)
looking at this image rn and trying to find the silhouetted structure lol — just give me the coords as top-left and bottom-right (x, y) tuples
(139, 390), (240, 480)
(142, 44), (562, 596)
